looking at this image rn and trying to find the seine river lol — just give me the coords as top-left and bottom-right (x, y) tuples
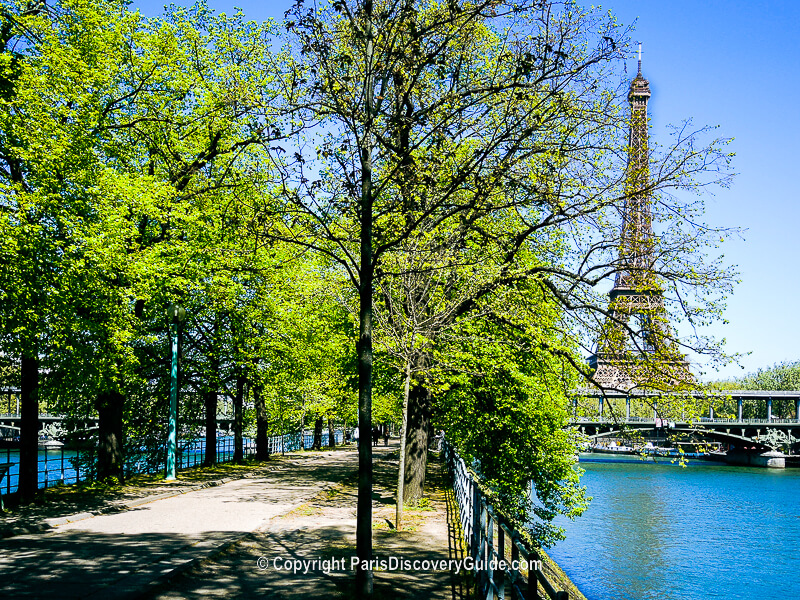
(547, 456), (800, 600)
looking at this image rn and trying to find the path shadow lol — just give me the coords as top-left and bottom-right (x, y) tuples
(142, 526), (359, 599)
(1, 529), (246, 599)
(444, 478), (474, 600)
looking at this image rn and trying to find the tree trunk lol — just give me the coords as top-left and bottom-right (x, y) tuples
(233, 369), (244, 463)
(327, 416), (335, 448)
(337, 2), (377, 594)
(396, 360), (411, 530)
(254, 386), (269, 460)
(203, 390), (217, 466)
(204, 318), (220, 467)
(403, 378), (431, 504)
(299, 405), (305, 450)
(312, 415), (323, 450)
(19, 354), (39, 503)
(356, 4), (376, 592)
(96, 390), (125, 481)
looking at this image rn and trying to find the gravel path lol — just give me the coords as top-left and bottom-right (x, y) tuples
(0, 444), (473, 599)
(0, 450), (354, 599)
(143, 445), (474, 600)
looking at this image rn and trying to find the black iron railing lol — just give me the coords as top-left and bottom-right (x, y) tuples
(0, 430), (344, 500)
(443, 439), (569, 600)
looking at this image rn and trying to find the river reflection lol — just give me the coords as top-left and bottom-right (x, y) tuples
(547, 457), (800, 600)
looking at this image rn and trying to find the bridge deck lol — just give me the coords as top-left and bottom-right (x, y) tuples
(574, 417), (800, 426)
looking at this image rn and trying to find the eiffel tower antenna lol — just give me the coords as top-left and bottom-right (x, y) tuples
(588, 57), (690, 391)
(637, 42), (642, 75)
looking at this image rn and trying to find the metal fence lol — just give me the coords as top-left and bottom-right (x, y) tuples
(443, 439), (568, 600)
(268, 431), (342, 455)
(0, 429), (344, 500)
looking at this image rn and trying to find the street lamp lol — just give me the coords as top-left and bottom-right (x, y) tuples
(166, 303), (186, 480)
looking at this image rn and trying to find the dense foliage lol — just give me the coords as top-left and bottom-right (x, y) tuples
(707, 361), (800, 418)
(0, 1), (736, 579)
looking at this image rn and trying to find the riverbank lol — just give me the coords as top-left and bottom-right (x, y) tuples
(1, 443), (476, 599)
(1, 442), (585, 599)
(539, 549), (588, 600)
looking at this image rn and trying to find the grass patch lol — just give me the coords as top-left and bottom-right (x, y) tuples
(406, 497), (435, 511)
(375, 512), (424, 532)
(34, 457), (277, 504)
(319, 541), (355, 557)
(287, 502), (318, 517)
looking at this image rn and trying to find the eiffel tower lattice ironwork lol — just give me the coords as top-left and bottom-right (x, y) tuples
(588, 48), (691, 391)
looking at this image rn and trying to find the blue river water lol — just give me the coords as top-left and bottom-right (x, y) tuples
(0, 431), (341, 496)
(546, 456), (800, 600)
(0, 437), (255, 495)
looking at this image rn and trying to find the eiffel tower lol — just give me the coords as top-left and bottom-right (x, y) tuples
(588, 46), (691, 391)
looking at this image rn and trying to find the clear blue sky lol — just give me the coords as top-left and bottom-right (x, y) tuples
(132, 0), (800, 380)
(593, 0), (800, 381)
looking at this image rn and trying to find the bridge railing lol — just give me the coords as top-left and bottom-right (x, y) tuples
(443, 438), (568, 600)
(696, 417), (800, 424)
(573, 416), (800, 426)
(0, 413), (66, 419)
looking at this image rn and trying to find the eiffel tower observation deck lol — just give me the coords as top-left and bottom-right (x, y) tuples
(589, 46), (691, 392)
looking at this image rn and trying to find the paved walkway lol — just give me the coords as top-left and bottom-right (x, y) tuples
(0, 444), (473, 599)
(143, 445), (473, 600)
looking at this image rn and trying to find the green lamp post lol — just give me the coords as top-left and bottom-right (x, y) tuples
(166, 303), (186, 480)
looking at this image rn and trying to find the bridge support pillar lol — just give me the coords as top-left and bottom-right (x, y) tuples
(573, 399), (577, 419)
(767, 398), (772, 421)
(737, 399), (743, 422)
(709, 406), (714, 419)
(625, 397), (630, 422)
(599, 397), (604, 420)
(796, 398), (800, 423)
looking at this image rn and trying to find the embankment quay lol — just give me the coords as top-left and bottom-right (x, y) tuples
(0, 444), (463, 599)
(0, 442), (579, 600)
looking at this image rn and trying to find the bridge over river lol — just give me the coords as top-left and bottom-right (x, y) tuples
(573, 389), (800, 447)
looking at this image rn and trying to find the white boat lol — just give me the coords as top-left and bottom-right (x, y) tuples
(592, 443), (635, 454)
(38, 438), (64, 448)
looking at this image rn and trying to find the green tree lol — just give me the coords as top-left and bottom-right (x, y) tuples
(0, 0), (151, 495)
(77, 2), (290, 475)
(275, 3), (732, 593)
(1, 0), (292, 489)
(434, 280), (586, 547)
(709, 361), (800, 418)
